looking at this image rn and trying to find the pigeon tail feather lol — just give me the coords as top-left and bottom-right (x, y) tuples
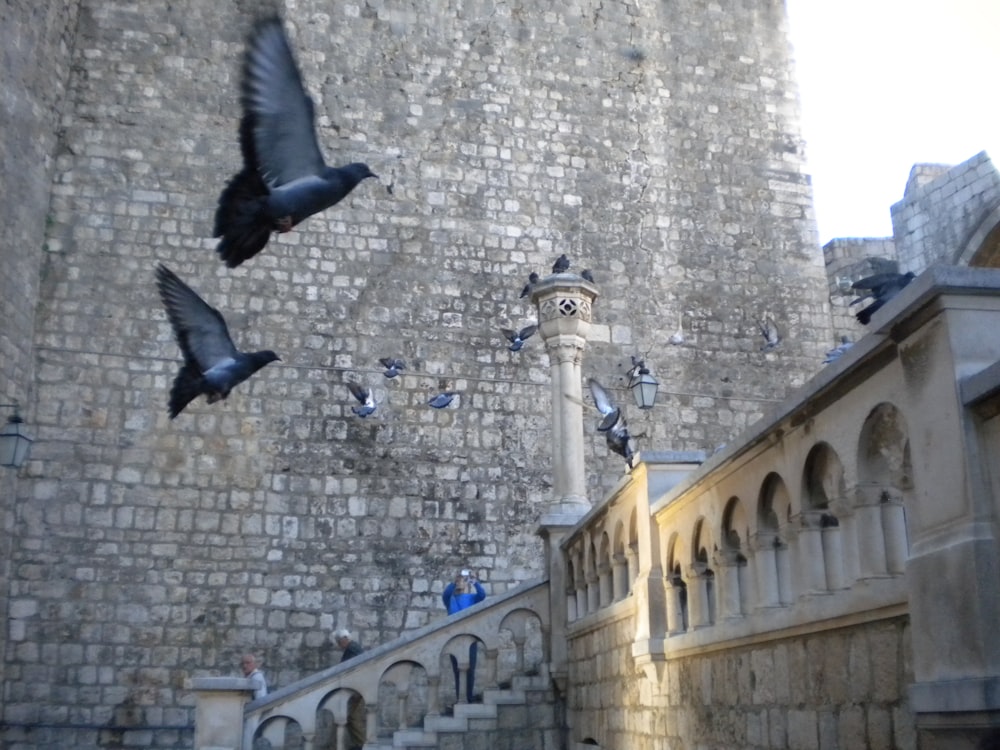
(214, 166), (273, 267)
(169, 361), (208, 419)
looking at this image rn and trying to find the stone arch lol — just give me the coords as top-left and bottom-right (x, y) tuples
(253, 715), (302, 750)
(597, 530), (613, 607)
(855, 402), (913, 576)
(497, 607), (545, 684)
(800, 443), (849, 592)
(378, 660), (428, 735)
(317, 686), (367, 749)
(954, 202), (1000, 268)
(689, 517), (716, 627)
(440, 634), (484, 709)
(718, 496), (750, 618)
(756, 473), (794, 606)
(664, 532), (688, 633)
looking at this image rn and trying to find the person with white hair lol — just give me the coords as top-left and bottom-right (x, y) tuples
(241, 653), (268, 700)
(333, 628), (365, 750)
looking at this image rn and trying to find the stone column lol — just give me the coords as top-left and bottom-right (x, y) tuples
(854, 485), (889, 577)
(597, 561), (612, 607)
(665, 576), (685, 634)
(190, 677), (256, 750)
(612, 552), (629, 601)
(533, 272), (597, 694)
(796, 512), (828, 595)
(881, 496), (908, 574)
(751, 536), (781, 609)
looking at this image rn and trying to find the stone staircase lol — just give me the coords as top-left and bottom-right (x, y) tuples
(369, 673), (557, 750)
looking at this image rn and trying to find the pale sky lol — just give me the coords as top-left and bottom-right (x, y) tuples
(785, 0), (1000, 245)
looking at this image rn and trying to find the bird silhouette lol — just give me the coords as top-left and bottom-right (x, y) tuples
(519, 272), (539, 299)
(552, 253), (570, 273)
(823, 335), (853, 364)
(581, 269), (595, 283)
(499, 324), (538, 352)
(346, 382), (376, 417)
(850, 272), (915, 325)
(587, 378), (634, 465)
(213, 16), (379, 267)
(155, 264), (280, 418)
(668, 312), (685, 345)
(756, 316), (782, 351)
(428, 392), (457, 409)
(378, 357), (405, 378)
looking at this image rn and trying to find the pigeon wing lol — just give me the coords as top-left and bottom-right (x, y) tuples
(242, 17), (327, 188)
(518, 324), (538, 341)
(347, 381), (371, 405)
(588, 378), (617, 417)
(156, 265), (239, 371)
(499, 327), (517, 343)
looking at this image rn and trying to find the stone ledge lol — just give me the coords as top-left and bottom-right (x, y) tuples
(909, 676), (1000, 714)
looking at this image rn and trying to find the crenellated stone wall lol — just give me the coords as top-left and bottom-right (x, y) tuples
(2, 0), (833, 745)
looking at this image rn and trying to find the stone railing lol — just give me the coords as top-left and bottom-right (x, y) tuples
(191, 580), (549, 750)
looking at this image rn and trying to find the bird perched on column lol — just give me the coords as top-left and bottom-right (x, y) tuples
(552, 253), (570, 273)
(155, 264), (280, 418)
(213, 15), (380, 267)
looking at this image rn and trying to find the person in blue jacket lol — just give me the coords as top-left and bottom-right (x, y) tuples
(442, 569), (486, 702)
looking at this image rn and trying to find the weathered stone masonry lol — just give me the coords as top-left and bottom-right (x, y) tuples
(2, 1), (831, 746)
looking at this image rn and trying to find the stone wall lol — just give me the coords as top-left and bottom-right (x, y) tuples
(567, 612), (914, 749)
(4, 0), (832, 745)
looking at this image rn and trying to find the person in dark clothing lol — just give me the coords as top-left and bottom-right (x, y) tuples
(442, 569), (487, 703)
(334, 628), (365, 749)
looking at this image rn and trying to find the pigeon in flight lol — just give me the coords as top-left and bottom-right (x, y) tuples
(347, 381), (376, 417)
(378, 357), (405, 378)
(668, 312), (685, 345)
(756, 317), (781, 351)
(213, 16), (379, 267)
(519, 272), (539, 299)
(500, 324), (538, 352)
(552, 253), (570, 273)
(823, 335), (853, 364)
(428, 392), (457, 409)
(587, 378), (634, 465)
(155, 264), (280, 418)
(850, 272), (915, 325)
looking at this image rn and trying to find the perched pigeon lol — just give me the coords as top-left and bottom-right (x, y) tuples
(552, 253), (570, 273)
(428, 392), (457, 409)
(581, 269), (595, 283)
(155, 264), (280, 418)
(757, 317), (782, 351)
(519, 272), (539, 299)
(587, 378), (634, 465)
(850, 272), (915, 325)
(378, 357), (405, 378)
(500, 324), (538, 352)
(823, 335), (853, 364)
(213, 16), (379, 267)
(347, 381), (376, 417)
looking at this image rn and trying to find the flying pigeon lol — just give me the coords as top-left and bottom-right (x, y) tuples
(581, 269), (595, 283)
(519, 272), (539, 299)
(587, 378), (634, 465)
(668, 312), (685, 345)
(347, 381), (376, 417)
(378, 357), (405, 378)
(552, 253), (570, 273)
(428, 392), (457, 409)
(850, 272), (915, 325)
(500, 324), (538, 352)
(155, 264), (280, 418)
(757, 317), (781, 351)
(213, 16), (379, 267)
(823, 335), (853, 364)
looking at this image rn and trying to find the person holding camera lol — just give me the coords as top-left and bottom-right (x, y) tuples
(442, 569), (486, 703)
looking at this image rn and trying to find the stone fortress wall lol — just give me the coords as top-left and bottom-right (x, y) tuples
(1, 0), (836, 746)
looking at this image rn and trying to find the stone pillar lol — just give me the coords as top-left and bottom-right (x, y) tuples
(533, 273), (597, 694)
(190, 677), (256, 750)
(665, 577), (685, 634)
(426, 675), (441, 716)
(751, 536), (781, 608)
(612, 552), (628, 601)
(586, 571), (600, 612)
(685, 564), (711, 629)
(531, 272), (598, 522)
(854, 485), (889, 577)
(881, 497), (908, 574)
(822, 524), (849, 590)
(597, 561), (612, 607)
(715, 552), (744, 620)
(796, 513), (828, 595)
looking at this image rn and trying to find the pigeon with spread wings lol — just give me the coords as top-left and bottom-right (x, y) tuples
(213, 16), (379, 267)
(587, 378), (634, 465)
(155, 264), (280, 418)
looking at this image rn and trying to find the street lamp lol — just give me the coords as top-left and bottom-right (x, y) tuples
(0, 404), (33, 468)
(628, 361), (659, 410)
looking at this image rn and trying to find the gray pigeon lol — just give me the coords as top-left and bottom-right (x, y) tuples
(850, 272), (915, 325)
(587, 378), (634, 465)
(428, 392), (457, 409)
(155, 264), (280, 418)
(823, 335), (853, 364)
(213, 16), (379, 267)
(757, 317), (781, 351)
(519, 272), (539, 299)
(378, 357), (405, 378)
(552, 253), (570, 273)
(581, 269), (595, 283)
(347, 382), (376, 417)
(500, 324), (538, 352)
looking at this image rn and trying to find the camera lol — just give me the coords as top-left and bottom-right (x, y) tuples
(461, 569), (470, 578)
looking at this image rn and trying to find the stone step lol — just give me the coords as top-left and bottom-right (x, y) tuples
(511, 673), (549, 691)
(423, 714), (468, 732)
(453, 702), (498, 720)
(484, 688), (526, 704)
(392, 728), (438, 748)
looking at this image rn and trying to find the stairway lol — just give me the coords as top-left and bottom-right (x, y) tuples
(368, 673), (556, 750)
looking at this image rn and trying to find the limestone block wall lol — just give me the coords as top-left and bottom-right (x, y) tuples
(566, 612), (914, 749)
(4, 0), (832, 745)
